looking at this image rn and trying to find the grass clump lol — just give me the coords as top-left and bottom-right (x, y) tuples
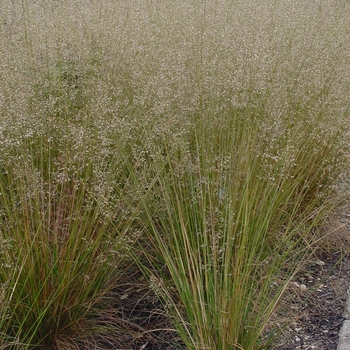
(0, 135), (134, 348)
(0, 0), (349, 349)
(137, 105), (345, 350)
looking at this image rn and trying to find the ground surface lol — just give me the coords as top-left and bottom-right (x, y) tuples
(271, 250), (350, 350)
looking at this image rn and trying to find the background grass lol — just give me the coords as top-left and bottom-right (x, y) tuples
(0, 0), (349, 348)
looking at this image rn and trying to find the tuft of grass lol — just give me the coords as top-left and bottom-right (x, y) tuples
(0, 137), (134, 348)
(137, 105), (345, 350)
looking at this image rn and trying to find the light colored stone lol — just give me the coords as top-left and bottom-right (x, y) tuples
(338, 321), (350, 350)
(345, 289), (350, 319)
(338, 288), (350, 350)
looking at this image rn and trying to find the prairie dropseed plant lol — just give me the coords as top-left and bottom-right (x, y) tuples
(137, 106), (345, 350)
(0, 0), (349, 349)
(0, 139), (135, 348)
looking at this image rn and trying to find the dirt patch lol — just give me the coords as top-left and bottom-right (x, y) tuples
(271, 250), (350, 350)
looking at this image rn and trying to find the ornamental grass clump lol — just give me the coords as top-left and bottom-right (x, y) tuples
(0, 140), (136, 348)
(138, 104), (345, 350)
(0, 0), (349, 349)
(0, 141), (135, 348)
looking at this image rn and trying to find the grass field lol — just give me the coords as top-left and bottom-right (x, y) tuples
(0, 0), (349, 349)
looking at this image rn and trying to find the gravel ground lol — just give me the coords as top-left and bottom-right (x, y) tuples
(271, 250), (350, 350)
